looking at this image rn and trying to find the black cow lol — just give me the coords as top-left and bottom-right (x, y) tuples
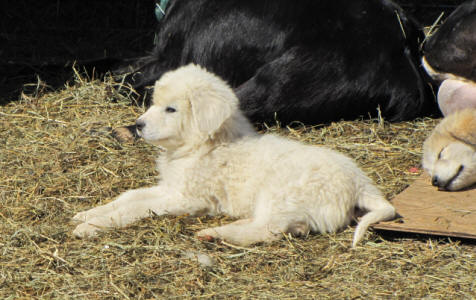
(422, 0), (476, 116)
(120, 0), (434, 125)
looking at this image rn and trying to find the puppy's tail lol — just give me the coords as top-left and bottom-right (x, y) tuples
(352, 184), (396, 248)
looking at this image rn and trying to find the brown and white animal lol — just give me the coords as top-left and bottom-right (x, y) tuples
(423, 108), (476, 191)
(73, 64), (395, 247)
(422, 0), (476, 116)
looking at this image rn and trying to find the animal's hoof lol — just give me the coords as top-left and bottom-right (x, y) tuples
(112, 126), (138, 143)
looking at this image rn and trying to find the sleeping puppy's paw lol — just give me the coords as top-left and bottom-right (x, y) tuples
(73, 222), (102, 238)
(196, 228), (220, 242)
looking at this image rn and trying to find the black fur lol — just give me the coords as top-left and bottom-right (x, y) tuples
(423, 0), (476, 82)
(120, 0), (434, 125)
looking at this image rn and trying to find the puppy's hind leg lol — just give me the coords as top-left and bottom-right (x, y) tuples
(197, 218), (283, 246)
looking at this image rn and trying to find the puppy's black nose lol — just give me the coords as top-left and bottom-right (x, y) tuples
(431, 176), (439, 187)
(136, 120), (145, 131)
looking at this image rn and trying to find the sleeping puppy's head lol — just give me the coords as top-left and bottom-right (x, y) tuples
(135, 64), (254, 150)
(422, 109), (476, 191)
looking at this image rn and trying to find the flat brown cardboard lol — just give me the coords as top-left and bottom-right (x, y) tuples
(372, 174), (476, 239)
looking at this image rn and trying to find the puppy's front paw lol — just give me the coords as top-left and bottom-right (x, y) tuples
(73, 222), (102, 238)
(196, 228), (219, 242)
(72, 206), (106, 223)
(72, 211), (89, 223)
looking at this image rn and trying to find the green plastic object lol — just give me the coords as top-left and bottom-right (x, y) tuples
(155, 0), (170, 22)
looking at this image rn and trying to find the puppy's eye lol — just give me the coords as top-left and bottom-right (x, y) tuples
(437, 148), (444, 159)
(165, 107), (176, 113)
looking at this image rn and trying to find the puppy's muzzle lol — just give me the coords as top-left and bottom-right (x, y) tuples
(431, 165), (464, 191)
(135, 120), (146, 135)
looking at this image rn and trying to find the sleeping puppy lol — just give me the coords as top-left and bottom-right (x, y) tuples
(73, 64), (395, 247)
(423, 108), (476, 191)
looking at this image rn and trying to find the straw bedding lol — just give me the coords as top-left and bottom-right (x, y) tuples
(1, 74), (475, 298)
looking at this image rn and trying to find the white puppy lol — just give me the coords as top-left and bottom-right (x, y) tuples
(423, 108), (476, 191)
(73, 64), (395, 247)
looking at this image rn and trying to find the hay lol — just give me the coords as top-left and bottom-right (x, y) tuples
(1, 75), (475, 299)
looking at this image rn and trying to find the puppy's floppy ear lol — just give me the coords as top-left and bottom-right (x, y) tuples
(190, 88), (234, 136)
(448, 109), (476, 147)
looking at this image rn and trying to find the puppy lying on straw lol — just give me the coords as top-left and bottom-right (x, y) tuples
(423, 108), (476, 191)
(73, 64), (395, 247)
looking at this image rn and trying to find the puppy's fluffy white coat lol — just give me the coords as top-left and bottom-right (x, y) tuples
(73, 64), (395, 247)
(423, 108), (476, 191)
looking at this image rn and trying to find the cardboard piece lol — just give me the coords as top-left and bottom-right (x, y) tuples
(372, 174), (476, 239)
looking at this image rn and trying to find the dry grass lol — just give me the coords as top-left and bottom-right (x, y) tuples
(1, 76), (475, 299)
